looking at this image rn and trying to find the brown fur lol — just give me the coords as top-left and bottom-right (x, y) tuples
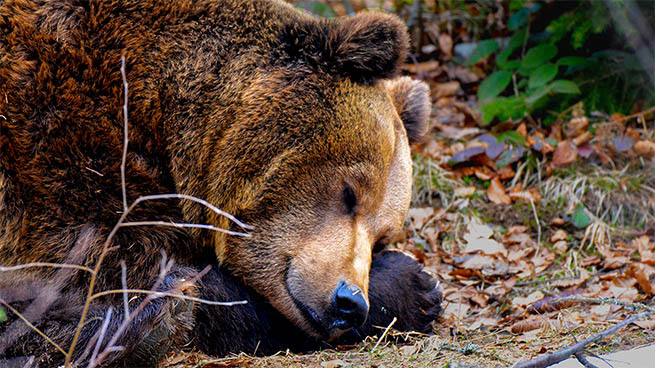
(0, 0), (434, 365)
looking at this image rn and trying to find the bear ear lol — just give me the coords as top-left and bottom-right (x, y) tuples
(282, 12), (409, 84)
(385, 77), (431, 144)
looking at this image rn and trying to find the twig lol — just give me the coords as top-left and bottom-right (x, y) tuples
(372, 316), (397, 351)
(90, 289), (247, 307)
(529, 199), (541, 247)
(120, 55), (129, 212)
(550, 296), (655, 313)
(574, 351), (599, 368)
(120, 221), (249, 237)
(513, 311), (651, 368)
(0, 263), (94, 274)
(89, 307), (113, 365)
(120, 262), (129, 320)
(0, 298), (67, 356)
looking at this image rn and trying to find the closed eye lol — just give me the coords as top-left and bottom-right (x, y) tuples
(343, 184), (356, 216)
(372, 240), (386, 254)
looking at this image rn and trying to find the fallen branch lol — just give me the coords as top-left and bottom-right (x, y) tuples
(513, 310), (651, 368)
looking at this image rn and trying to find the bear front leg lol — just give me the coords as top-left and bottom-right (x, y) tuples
(1, 267), (198, 367)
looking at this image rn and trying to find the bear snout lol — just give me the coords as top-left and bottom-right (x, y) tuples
(331, 280), (369, 330)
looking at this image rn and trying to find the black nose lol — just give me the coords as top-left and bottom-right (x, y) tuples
(333, 280), (369, 330)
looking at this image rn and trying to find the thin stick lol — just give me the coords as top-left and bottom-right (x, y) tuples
(90, 289), (247, 307)
(89, 307), (113, 366)
(120, 221), (250, 237)
(550, 296), (655, 313)
(0, 263), (94, 274)
(120, 262), (129, 320)
(120, 55), (129, 213)
(0, 298), (67, 356)
(132, 194), (253, 230)
(529, 199), (541, 247)
(513, 311), (651, 368)
(372, 317), (397, 351)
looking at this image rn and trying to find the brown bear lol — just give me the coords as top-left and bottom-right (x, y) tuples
(0, 0), (442, 366)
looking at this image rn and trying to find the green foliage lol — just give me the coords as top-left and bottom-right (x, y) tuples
(468, 0), (654, 125)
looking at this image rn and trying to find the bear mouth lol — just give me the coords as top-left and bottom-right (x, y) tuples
(287, 288), (330, 338)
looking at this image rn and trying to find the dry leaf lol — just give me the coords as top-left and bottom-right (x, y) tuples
(628, 263), (655, 295)
(516, 123), (527, 138)
(508, 247), (535, 262)
(550, 230), (568, 243)
(633, 319), (655, 329)
(403, 60), (439, 75)
(508, 187), (541, 202)
(434, 81), (461, 98)
(454, 185), (476, 198)
(634, 140), (655, 157)
(322, 360), (346, 368)
(553, 268), (590, 289)
(488, 177), (511, 204)
(464, 238), (507, 256)
(552, 140), (578, 167)
(512, 291), (545, 309)
(532, 250), (555, 273)
(511, 317), (546, 334)
(566, 116), (589, 137)
(573, 131), (592, 146)
(551, 217), (566, 226)
(442, 302), (470, 323)
(474, 166), (495, 180)
(496, 166), (516, 180)
(438, 33), (453, 59)
(603, 255), (630, 269)
(553, 240), (568, 254)
(580, 255), (601, 267)
(407, 207), (435, 230)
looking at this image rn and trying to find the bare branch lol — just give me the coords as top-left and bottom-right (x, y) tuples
(0, 263), (94, 274)
(120, 221), (250, 237)
(120, 262), (129, 320)
(90, 289), (247, 307)
(0, 298), (67, 356)
(89, 307), (113, 367)
(513, 311), (651, 368)
(120, 55), (129, 213)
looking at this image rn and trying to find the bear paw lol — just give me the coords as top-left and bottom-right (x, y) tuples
(360, 250), (443, 336)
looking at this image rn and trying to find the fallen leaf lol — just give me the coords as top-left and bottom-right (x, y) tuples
(603, 255), (630, 269)
(566, 116), (589, 137)
(504, 233), (533, 247)
(511, 317), (546, 334)
(552, 140), (578, 167)
(508, 187), (541, 202)
(464, 238), (507, 256)
(580, 255), (601, 267)
(488, 177), (511, 204)
(590, 304), (612, 320)
(516, 123), (527, 138)
(467, 317), (499, 331)
(532, 250), (555, 273)
(496, 166), (515, 180)
(628, 263), (655, 295)
(474, 166), (495, 180)
(634, 140), (655, 157)
(633, 319), (655, 329)
(403, 60), (440, 75)
(322, 360), (346, 368)
(553, 268), (590, 289)
(454, 185), (476, 198)
(551, 217), (566, 226)
(507, 247), (535, 262)
(512, 291), (545, 309)
(553, 240), (568, 254)
(442, 302), (470, 323)
(438, 33), (453, 60)
(434, 81), (461, 98)
(550, 230), (568, 243)
(573, 131), (592, 146)
(407, 207), (435, 230)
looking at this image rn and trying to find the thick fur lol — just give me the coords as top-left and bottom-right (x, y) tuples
(0, 0), (440, 366)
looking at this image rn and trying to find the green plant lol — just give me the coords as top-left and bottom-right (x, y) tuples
(467, 0), (654, 125)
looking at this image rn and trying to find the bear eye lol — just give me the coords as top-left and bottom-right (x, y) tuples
(342, 184), (356, 216)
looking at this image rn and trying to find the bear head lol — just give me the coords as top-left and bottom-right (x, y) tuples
(200, 9), (431, 340)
